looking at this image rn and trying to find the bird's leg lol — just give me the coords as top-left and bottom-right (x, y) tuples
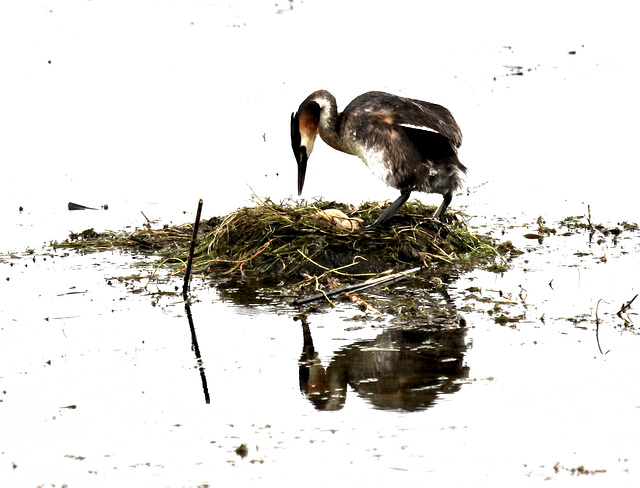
(366, 189), (412, 229)
(432, 192), (452, 221)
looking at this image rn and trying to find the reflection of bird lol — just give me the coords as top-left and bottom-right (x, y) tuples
(291, 90), (467, 228)
(298, 320), (469, 412)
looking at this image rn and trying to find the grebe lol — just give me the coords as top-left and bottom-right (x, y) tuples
(291, 90), (467, 228)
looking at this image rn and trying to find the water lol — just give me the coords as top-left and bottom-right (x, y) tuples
(1, 0), (639, 486)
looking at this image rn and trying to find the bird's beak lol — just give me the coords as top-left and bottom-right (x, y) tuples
(297, 147), (308, 196)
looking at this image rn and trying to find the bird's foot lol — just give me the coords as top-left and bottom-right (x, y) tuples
(428, 217), (451, 237)
(359, 223), (380, 233)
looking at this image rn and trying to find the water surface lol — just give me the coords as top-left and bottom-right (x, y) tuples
(1, 0), (639, 486)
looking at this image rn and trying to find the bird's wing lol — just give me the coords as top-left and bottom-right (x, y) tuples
(339, 92), (463, 155)
(397, 98), (462, 148)
(350, 93), (462, 148)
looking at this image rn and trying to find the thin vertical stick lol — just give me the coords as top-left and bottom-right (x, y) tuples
(595, 298), (610, 355)
(183, 199), (203, 298)
(185, 299), (211, 403)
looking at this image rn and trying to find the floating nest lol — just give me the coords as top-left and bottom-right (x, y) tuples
(54, 199), (519, 279)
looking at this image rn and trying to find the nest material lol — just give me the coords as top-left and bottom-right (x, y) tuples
(54, 199), (518, 279)
(182, 200), (513, 277)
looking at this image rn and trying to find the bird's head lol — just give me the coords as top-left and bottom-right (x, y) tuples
(291, 101), (320, 195)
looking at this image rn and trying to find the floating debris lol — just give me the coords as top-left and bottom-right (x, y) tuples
(68, 202), (99, 211)
(235, 443), (249, 458)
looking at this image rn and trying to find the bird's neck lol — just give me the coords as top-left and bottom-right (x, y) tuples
(315, 93), (349, 154)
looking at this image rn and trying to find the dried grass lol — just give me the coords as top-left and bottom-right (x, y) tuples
(54, 199), (520, 279)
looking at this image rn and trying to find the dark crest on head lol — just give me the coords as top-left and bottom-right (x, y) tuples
(290, 112), (301, 155)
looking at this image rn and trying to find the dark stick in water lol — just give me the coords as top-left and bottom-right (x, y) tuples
(181, 199), (209, 403)
(184, 298), (211, 404)
(293, 266), (422, 306)
(183, 199), (203, 299)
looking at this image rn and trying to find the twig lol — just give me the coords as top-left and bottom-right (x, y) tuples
(183, 199), (203, 299)
(617, 293), (638, 326)
(129, 235), (153, 248)
(344, 292), (381, 314)
(220, 238), (276, 275)
(587, 204), (596, 242)
(246, 183), (266, 205)
(314, 276), (336, 307)
(296, 249), (374, 277)
(293, 266), (422, 306)
(595, 299), (610, 355)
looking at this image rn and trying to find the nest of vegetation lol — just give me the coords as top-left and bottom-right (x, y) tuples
(54, 199), (519, 279)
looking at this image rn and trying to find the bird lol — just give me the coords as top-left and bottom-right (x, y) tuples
(290, 90), (466, 229)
